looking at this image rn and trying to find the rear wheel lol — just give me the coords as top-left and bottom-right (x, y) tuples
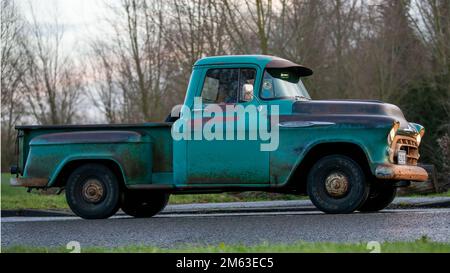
(358, 182), (397, 212)
(65, 163), (121, 219)
(121, 190), (169, 218)
(307, 155), (369, 214)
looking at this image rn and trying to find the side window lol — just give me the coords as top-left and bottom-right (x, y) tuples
(201, 69), (239, 104)
(261, 71), (275, 99)
(200, 68), (257, 104)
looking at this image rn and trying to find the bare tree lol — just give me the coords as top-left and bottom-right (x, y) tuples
(156, 0), (231, 103)
(351, 0), (424, 101)
(412, 0), (450, 122)
(269, 0), (329, 97)
(1, 0), (26, 170)
(88, 40), (121, 123)
(222, 0), (273, 54)
(90, 0), (174, 122)
(413, 0), (450, 79)
(20, 3), (84, 125)
(324, 0), (363, 97)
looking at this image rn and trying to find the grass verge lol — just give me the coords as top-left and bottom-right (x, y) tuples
(3, 238), (449, 253)
(406, 191), (450, 198)
(1, 174), (67, 210)
(2, 173), (448, 210)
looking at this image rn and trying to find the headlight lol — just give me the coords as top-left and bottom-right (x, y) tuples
(388, 122), (400, 145)
(416, 128), (425, 146)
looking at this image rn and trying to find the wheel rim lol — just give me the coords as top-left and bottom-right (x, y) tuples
(82, 178), (105, 203)
(324, 172), (349, 198)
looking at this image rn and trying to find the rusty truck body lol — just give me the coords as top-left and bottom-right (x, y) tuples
(11, 55), (428, 219)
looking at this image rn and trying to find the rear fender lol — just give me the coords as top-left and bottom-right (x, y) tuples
(22, 130), (153, 187)
(48, 156), (127, 187)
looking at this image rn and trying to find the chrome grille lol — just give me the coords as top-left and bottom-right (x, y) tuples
(391, 136), (419, 165)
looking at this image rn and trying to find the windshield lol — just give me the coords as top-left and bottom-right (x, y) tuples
(260, 68), (311, 100)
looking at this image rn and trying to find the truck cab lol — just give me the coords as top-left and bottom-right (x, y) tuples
(11, 55), (428, 219)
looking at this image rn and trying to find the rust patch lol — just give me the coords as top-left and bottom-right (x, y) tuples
(389, 135), (419, 165)
(188, 176), (249, 185)
(25, 153), (60, 179)
(127, 184), (174, 190)
(117, 146), (148, 180)
(10, 177), (48, 187)
(375, 164), (428, 182)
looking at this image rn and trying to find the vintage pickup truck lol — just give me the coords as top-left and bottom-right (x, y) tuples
(11, 55), (428, 219)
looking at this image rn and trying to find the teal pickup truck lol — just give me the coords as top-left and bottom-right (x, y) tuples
(11, 55), (428, 219)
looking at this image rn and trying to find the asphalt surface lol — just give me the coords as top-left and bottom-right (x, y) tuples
(2, 199), (450, 248)
(3, 197), (450, 217)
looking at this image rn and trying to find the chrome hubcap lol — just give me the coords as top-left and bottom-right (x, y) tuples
(82, 179), (104, 203)
(325, 172), (349, 198)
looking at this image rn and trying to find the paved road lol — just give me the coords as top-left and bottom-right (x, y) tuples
(2, 205), (450, 248)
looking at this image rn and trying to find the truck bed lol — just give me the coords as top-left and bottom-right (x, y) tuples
(15, 123), (174, 182)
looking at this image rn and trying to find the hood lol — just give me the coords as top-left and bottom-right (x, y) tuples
(291, 99), (411, 131)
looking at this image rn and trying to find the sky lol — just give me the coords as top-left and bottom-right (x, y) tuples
(19, 0), (103, 31)
(17, 0), (115, 59)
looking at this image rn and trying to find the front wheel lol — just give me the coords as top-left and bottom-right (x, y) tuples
(358, 183), (397, 212)
(121, 190), (169, 218)
(307, 155), (369, 214)
(65, 163), (121, 219)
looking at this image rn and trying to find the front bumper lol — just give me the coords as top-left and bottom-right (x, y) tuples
(10, 177), (48, 187)
(375, 164), (428, 182)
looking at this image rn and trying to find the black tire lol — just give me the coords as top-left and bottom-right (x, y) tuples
(358, 182), (397, 212)
(121, 190), (169, 218)
(307, 155), (369, 214)
(65, 163), (121, 219)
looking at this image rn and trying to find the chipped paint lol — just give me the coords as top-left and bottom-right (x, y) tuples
(10, 177), (48, 187)
(375, 164), (428, 181)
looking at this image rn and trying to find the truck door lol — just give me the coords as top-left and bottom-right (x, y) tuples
(185, 65), (270, 185)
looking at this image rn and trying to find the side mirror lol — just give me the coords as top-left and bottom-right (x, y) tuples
(242, 84), (254, 102)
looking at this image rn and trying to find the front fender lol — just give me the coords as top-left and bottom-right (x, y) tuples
(270, 124), (392, 185)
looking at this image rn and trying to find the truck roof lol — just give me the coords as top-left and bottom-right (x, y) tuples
(194, 55), (313, 76)
(194, 55), (274, 67)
